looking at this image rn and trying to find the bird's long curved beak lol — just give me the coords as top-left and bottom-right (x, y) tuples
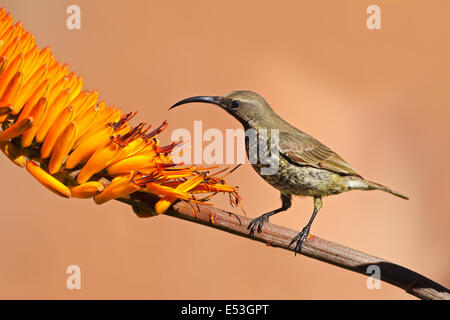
(169, 96), (222, 110)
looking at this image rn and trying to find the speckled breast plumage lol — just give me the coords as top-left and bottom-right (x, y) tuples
(246, 138), (351, 197)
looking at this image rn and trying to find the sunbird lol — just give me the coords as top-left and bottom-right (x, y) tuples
(170, 90), (408, 253)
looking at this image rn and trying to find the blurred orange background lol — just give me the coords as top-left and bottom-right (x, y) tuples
(0, 0), (448, 299)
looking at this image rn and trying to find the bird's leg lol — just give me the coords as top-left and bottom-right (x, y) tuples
(289, 196), (323, 255)
(247, 193), (292, 236)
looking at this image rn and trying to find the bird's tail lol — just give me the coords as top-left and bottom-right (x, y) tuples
(367, 180), (409, 200)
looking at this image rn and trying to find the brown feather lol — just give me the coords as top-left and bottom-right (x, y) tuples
(279, 132), (361, 177)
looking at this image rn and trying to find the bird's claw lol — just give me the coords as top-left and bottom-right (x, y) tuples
(247, 215), (269, 237)
(289, 226), (310, 255)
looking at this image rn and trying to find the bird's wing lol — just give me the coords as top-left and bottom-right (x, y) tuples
(278, 131), (361, 177)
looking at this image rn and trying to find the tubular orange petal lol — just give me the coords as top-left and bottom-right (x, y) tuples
(176, 175), (204, 192)
(154, 174), (204, 214)
(65, 124), (114, 169)
(143, 183), (191, 200)
(0, 52), (23, 98)
(67, 90), (87, 111)
(21, 96), (48, 147)
(0, 36), (18, 62)
(35, 88), (70, 142)
(73, 103), (113, 145)
(73, 104), (100, 141)
(47, 63), (69, 88)
(0, 117), (33, 141)
(16, 78), (49, 121)
(46, 53), (55, 67)
(158, 171), (196, 181)
(0, 13), (12, 38)
(64, 72), (77, 93)
(129, 143), (157, 158)
(40, 105), (74, 159)
(77, 141), (120, 184)
(106, 154), (158, 176)
(25, 160), (71, 198)
(73, 89), (97, 118)
(0, 23), (22, 57)
(111, 138), (146, 163)
(191, 183), (238, 194)
(0, 26), (14, 48)
(21, 45), (40, 81)
(93, 174), (139, 205)
(88, 105), (117, 127)
(1, 23), (17, 42)
(20, 32), (35, 53)
(69, 181), (104, 199)
(48, 121), (77, 174)
(27, 46), (50, 77)
(47, 61), (61, 80)
(10, 22), (23, 44)
(11, 63), (48, 114)
(47, 75), (69, 105)
(68, 75), (83, 102)
(0, 71), (22, 104)
(154, 199), (174, 215)
(17, 31), (33, 54)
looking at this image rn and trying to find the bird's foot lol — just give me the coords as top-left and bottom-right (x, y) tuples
(289, 226), (310, 255)
(247, 215), (270, 237)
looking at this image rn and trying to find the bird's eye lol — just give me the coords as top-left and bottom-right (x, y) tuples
(230, 100), (241, 109)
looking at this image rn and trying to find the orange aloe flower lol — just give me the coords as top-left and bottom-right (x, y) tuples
(0, 8), (240, 215)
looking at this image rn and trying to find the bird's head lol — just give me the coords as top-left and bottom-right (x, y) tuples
(169, 90), (274, 126)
